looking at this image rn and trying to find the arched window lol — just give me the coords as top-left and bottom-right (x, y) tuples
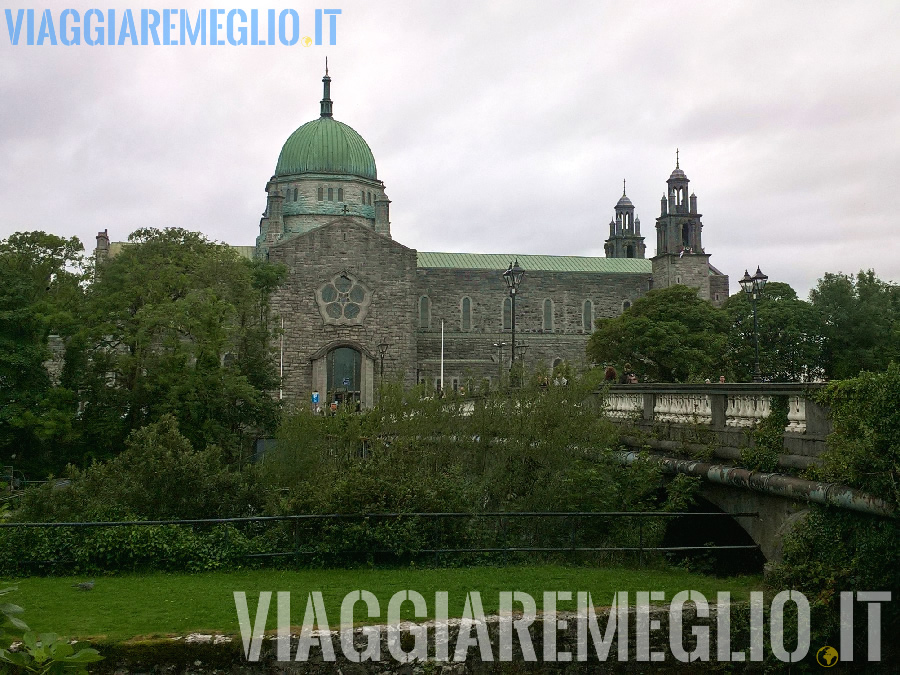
(317, 187), (324, 201)
(461, 297), (472, 331)
(419, 296), (431, 329)
(622, 300), (631, 312)
(626, 244), (635, 258)
(368, 192), (372, 205)
(327, 187), (334, 201)
(582, 300), (593, 332)
(361, 189), (365, 204)
(502, 297), (511, 330)
(682, 223), (690, 248)
(543, 299), (554, 332)
(292, 187), (298, 201)
(338, 187), (343, 202)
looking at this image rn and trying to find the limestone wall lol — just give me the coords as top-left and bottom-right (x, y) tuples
(415, 267), (651, 385)
(267, 218), (418, 405)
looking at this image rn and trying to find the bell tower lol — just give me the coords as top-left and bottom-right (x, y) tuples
(604, 180), (646, 259)
(651, 151), (715, 301)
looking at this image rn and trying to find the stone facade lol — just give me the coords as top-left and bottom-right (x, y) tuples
(267, 219), (418, 407)
(415, 267), (651, 389)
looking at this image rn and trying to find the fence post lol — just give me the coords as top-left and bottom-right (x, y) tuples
(570, 515), (577, 554)
(638, 520), (644, 568)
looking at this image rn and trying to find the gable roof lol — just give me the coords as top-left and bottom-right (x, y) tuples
(416, 252), (652, 274)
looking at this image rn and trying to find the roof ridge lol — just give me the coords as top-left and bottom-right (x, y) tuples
(416, 251), (651, 273)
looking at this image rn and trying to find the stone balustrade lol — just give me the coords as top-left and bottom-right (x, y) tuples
(604, 391), (643, 419)
(599, 383), (831, 470)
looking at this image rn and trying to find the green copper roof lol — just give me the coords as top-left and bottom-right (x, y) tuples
(275, 117), (377, 180)
(417, 252), (652, 274)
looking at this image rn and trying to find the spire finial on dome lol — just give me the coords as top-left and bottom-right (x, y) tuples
(623, 178), (626, 196)
(320, 63), (333, 118)
(676, 148), (680, 169)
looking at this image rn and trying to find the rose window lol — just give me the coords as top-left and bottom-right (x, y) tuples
(316, 272), (371, 326)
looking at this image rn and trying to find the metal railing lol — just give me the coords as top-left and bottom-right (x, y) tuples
(0, 511), (760, 570)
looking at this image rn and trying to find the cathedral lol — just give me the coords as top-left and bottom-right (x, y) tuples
(99, 70), (729, 409)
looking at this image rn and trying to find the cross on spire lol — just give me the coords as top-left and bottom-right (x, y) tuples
(676, 148), (680, 169)
(623, 178), (626, 196)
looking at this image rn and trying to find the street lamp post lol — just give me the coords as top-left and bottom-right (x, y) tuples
(492, 340), (507, 383)
(377, 341), (389, 378)
(502, 259), (525, 374)
(739, 266), (768, 382)
(514, 344), (529, 368)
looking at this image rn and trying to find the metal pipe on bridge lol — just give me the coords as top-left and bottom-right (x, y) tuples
(616, 451), (896, 519)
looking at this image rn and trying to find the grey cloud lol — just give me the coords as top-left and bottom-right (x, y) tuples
(1, 0), (899, 300)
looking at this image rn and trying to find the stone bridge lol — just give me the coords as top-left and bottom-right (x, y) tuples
(600, 383), (894, 562)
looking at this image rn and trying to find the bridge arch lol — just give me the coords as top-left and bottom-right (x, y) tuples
(696, 483), (806, 563)
(660, 490), (765, 574)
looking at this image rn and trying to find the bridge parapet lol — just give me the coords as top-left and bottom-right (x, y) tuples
(602, 383), (831, 471)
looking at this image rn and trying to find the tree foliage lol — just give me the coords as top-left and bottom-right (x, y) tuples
(0, 228), (285, 476)
(809, 270), (900, 379)
(0, 233), (86, 473)
(813, 362), (900, 503)
(769, 366), (900, 661)
(17, 415), (265, 523)
(69, 228), (286, 463)
(586, 285), (730, 382)
(723, 281), (824, 382)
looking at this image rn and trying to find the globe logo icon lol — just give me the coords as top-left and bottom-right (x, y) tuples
(301, 36), (313, 47)
(816, 646), (839, 667)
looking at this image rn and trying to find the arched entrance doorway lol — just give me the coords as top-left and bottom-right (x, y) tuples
(310, 341), (375, 410)
(327, 346), (361, 408)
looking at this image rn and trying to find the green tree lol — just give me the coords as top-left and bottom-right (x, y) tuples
(586, 285), (730, 382)
(0, 232), (86, 474)
(809, 270), (900, 379)
(71, 228), (285, 462)
(723, 281), (824, 382)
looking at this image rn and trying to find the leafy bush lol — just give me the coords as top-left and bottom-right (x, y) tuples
(740, 395), (788, 472)
(1, 586), (102, 673)
(0, 524), (271, 575)
(261, 375), (668, 563)
(16, 415), (264, 522)
(768, 366), (900, 663)
(3, 376), (689, 572)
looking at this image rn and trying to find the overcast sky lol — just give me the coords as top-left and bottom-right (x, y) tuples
(2, 0), (899, 298)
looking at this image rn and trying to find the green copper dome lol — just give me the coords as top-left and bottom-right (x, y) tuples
(275, 117), (377, 180)
(274, 71), (377, 181)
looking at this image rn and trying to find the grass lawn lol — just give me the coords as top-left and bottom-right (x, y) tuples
(7, 566), (763, 642)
